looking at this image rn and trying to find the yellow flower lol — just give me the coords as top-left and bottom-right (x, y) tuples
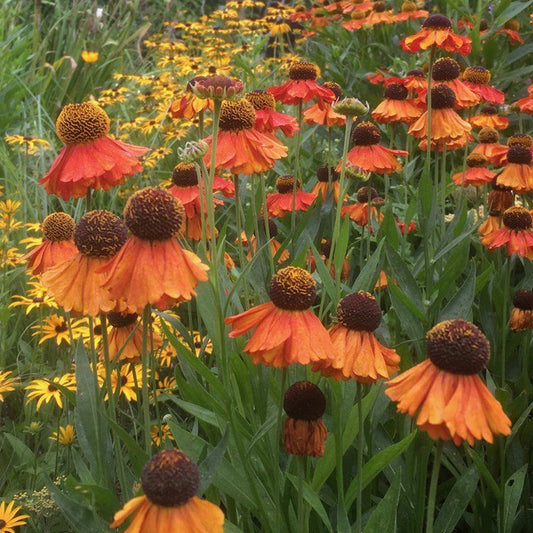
(191, 331), (213, 357)
(10, 282), (57, 314)
(50, 424), (76, 446)
(0, 200), (21, 216)
(157, 345), (177, 367)
(25, 374), (76, 410)
(102, 364), (143, 402)
(150, 423), (175, 446)
(0, 500), (29, 532)
(5, 134), (50, 155)
(81, 50), (99, 63)
(0, 371), (17, 402)
(31, 314), (86, 345)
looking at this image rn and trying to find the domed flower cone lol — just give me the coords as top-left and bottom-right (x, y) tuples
(42, 210), (128, 317)
(509, 290), (533, 331)
(371, 83), (423, 124)
(282, 381), (327, 457)
(225, 267), (334, 368)
(100, 187), (209, 313)
(495, 144), (533, 193)
(25, 212), (77, 276)
(385, 320), (511, 445)
(340, 121), (408, 174)
(111, 449), (224, 532)
(471, 127), (508, 166)
(393, 1), (428, 22)
(452, 154), (496, 187)
(203, 99), (288, 175)
(462, 66), (505, 105)
(313, 292), (400, 382)
(266, 175), (317, 218)
(482, 207), (533, 259)
(39, 102), (149, 200)
(469, 106), (509, 130)
(245, 90), (299, 137)
(400, 14), (472, 55)
(409, 85), (471, 150)
(268, 61), (335, 105)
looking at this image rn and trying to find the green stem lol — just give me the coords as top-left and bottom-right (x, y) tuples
(298, 455), (307, 533)
(260, 174), (276, 275)
(141, 305), (152, 454)
(234, 174), (250, 303)
(356, 382), (364, 533)
(426, 440), (443, 533)
(291, 101), (304, 250)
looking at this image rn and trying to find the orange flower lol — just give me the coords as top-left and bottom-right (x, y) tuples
(100, 188), (209, 313)
(225, 267), (334, 368)
(385, 320), (511, 445)
(111, 449), (224, 532)
(283, 381), (327, 457)
(401, 14), (472, 55)
(171, 77), (214, 119)
(393, 1), (428, 22)
(469, 106), (509, 130)
(509, 290), (533, 331)
(25, 212), (77, 276)
(245, 90), (299, 137)
(268, 61), (335, 105)
(314, 292), (400, 383)
(408, 85), (471, 150)
(240, 220), (290, 265)
(452, 154), (495, 187)
(39, 103), (148, 200)
(495, 145), (533, 193)
(341, 121), (408, 174)
(481, 206), (533, 259)
(371, 83), (423, 124)
(478, 212), (501, 237)
(308, 238), (350, 282)
(403, 69), (427, 96)
(42, 211), (128, 317)
(266, 175), (316, 218)
(203, 99), (288, 175)
(304, 98), (346, 127)
(311, 164), (341, 202)
(341, 186), (384, 227)
(471, 127), (508, 166)
(462, 66), (505, 105)
(515, 84), (533, 115)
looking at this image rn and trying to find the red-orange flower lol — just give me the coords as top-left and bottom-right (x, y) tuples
(516, 84), (533, 115)
(245, 90), (299, 137)
(314, 292), (400, 383)
(371, 83), (423, 124)
(268, 61), (335, 105)
(509, 290), (533, 331)
(471, 127), (508, 166)
(304, 82), (346, 127)
(266, 175), (317, 218)
(462, 67), (505, 105)
(341, 121), (408, 174)
(495, 145), (533, 193)
(42, 210), (128, 317)
(311, 164), (341, 202)
(452, 154), (496, 187)
(225, 267), (334, 368)
(100, 188), (209, 313)
(481, 206), (533, 259)
(203, 99), (288, 175)
(401, 14), (472, 55)
(393, 1), (428, 22)
(386, 320), (511, 445)
(341, 186), (384, 227)
(171, 76), (214, 119)
(39, 103), (148, 200)
(469, 106), (508, 130)
(25, 213), (77, 276)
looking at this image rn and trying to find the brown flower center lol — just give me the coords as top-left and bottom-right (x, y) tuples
(352, 121), (381, 146)
(219, 99), (256, 132)
(432, 58), (460, 82)
(289, 61), (318, 81)
(108, 312), (138, 328)
(401, 1), (417, 12)
(323, 81), (342, 100)
(320, 238), (332, 257)
(284, 381), (326, 420)
(463, 66), (491, 85)
(466, 153), (488, 168)
(276, 175), (300, 193)
(384, 83), (408, 101)
(42, 212), (75, 241)
(480, 106), (497, 116)
(142, 449), (199, 507)
(74, 210), (127, 257)
(508, 134), (533, 148)
(245, 90), (276, 110)
(426, 319), (490, 375)
(48, 383), (58, 392)
(56, 103), (110, 145)
(513, 289), (533, 310)
(172, 162), (198, 187)
(407, 68), (426, 78)
(124, 187), (184, 241)
(422, 14), (452, 30)
(0, 520), (5, 528)
(507, 145), (532, 165)
(356, 186), (378, 203)
(373, 2), (386, 13)
(478, 127), (498, 144)
(504, 19), (520, 31)
(337, 291), (382, 331)
(269, 267), (316, 310)
(54, 322), (68, 333)
(503, 206), (532, 230)
(316, 164), (340, 182)
(430, 85), (456, 109)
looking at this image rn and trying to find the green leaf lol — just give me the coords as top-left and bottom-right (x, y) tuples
(494, 0), (533, 26)
(438, 265), (476, 321)
(352, 239), (384, 292)
(198, 427), (229, 493)
(501, 464), (528, 533)
(363, 467), (402, 533)
(106, 417), (148, 477)
(434, 466), (479, 533)
(346, 432), (415, 508)
(224, 522), (245, 533)
(3, 433), (35, 466)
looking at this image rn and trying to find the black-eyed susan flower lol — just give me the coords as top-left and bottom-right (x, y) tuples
(0, 500), (29, 532)
(314, 292), (400, 382)
(283, 381), (327, 457)
(42, 211), (128, 317)
(5, 134), (50, 155)
(0, 371), (17, 402)
(225, 267), (334, 368)
(100, 188), (209, 313)
(107, 364), (143, 402)
(81, 50), (99, 63)
(39, 102), (149, 200)
(50, 424), (75, 446)
(150, 423), (175, 446)
(26, 374), (76, 411)
(266, 175), (317, 218)
(245, 90), (299, 137)
(509, 290), (533, 331)
(385, 320), (511, 445)
(24, 213), (77, 276)
(111, 449), (224, 532)
(401, 14), (472, 55)
(31, 314), (86, 345)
